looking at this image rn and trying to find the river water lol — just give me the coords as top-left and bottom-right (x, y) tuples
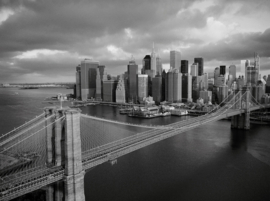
(1, 88), (270, 201)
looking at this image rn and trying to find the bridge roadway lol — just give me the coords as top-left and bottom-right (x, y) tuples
(1, 104), (269, 200)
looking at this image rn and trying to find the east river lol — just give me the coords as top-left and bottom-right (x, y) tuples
(1, 88), (270, 201)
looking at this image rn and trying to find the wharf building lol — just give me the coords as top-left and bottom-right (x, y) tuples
(127, 58), (138, 103)
(194, 57), (204, 76)
(116, 75), (126, 103)
(137, 74), (148, 103)
(170, 50), (181, 70)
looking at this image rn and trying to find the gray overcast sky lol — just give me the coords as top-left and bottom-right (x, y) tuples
(0, 0), (270, 83)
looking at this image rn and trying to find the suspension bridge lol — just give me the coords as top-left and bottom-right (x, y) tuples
(0, 87), (269, 201)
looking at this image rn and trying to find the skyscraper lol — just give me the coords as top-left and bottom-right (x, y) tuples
(220, 65), (226, 75)
(182, 74), (192, 102)
(181, 60), (189, 74)
(80, 59), (99, 100)
(190, 63), (198, 76)
(142, 55), (151, 74)
(95, 65), (105, 101)
(103, 79), (117, 102)
(137, 74), (148, 103)
(167, 69), (174, 102)
(75, 65), (81, 99)
(151, 43), (157, 76)
(127, 58), (138, 103)
(156, 54), (163, 76)
(116, 75), (126, 103)
(152, 76), (162, 103)
(173, 69), (182, 102)
(170, 50), (181, 70)
(194, 57), (204, 76)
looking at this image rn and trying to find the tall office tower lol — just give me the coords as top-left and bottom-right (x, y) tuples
(220, 65), (226, 75)
(266, 75), (270, 93)
(190, 63), (198, 76)
(194, 57), (204, 76)
(245, 60), (250, 84)
(127, 58), (138, 103)
(75, 65), (81, 99)
(192, 76), (199, 102)
(162, 70), (167, 102)
(80, 59), (99, 100)
(142, 55), (151, 74)
(103, 79), (117, 102)
(236, 76), (245, 90)
(246, 66), (258, 85)
(228, 65), (236, 81)
(218, 84), (228, 103)
(124, 72), (129, 102)
(200, 90), (212, 104)
(156, 55), (163, 76)
(96, 69), (102, 100)
(181, 60), (189, 74)
(137, 74), (148, 103)
(144, 69), (154, 96)
(254, 53), (260, 80)
(116, 75), (126, 103)
(182, 74), (192, 102)
(214, 67), (220, 86)
(173, 69), (182, 102)
(240, 60), (246, 76)
(215, 75), (225, 87)
(263, 75), (267, 82)
(252, 81), (265, 103)
(167, 69), (174, 102)
(151, 43), (157, 76)
(203, 73), (208, 90)
(152, 76), (162, 103)
(170, 50), (181, 70)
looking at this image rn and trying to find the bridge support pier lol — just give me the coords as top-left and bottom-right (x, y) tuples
(45, 107), (85, 201)
(231, 86), (250, 130)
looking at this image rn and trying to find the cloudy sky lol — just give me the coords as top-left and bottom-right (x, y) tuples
(0, 0), (270, 83)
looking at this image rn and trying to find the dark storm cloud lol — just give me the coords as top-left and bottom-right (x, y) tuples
(195, 28), (270, 61)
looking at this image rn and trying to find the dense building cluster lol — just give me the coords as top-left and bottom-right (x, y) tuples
(75, 48), (270, 106)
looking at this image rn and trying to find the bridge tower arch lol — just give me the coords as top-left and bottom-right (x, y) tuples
(231, 86), (250, 130)
(45, 107), (85, 201)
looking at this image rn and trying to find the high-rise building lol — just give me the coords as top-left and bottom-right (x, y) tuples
(194, 57), (204, 76)
(220, 65), (226, 75)
(151, 43), (157, 76)
(190, 63), (198, 76)
(228, 65), (236, 81)
(173, 69), (182, 102)
(203, 73), (208, 90)
(156, 55), (163, 76)
(167, 69), (174, 102)
(200, 90), (212, 104)
(246, 66), (258, 85)
(240, 60), (246, 76)
(75, 65), (81, 99)
(254, 53), (260, 80)
(127, 58), (138, 102)
(215, 75), (225, 87)
(218, 84), (228, 103)
(95, 65), (105, 101)
(116, 75), (126, 103)
(182, 74), (192, 102)
(192, 76), (199, 102)
(142, 55), (151, 74)
(266, 75), (270, 94)
(181, 60), (189, 74)
(152, 76), (162, 103)
(103, 79), (117, 102)
(162, 70), (166, 102)
(245, 60), (251, 84)
(137, 74), (148, 103)
(80, 59), (99, 100)
(170, 50), (181, 70)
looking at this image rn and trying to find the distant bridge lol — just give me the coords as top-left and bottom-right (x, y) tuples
(0, 87), (269, 201)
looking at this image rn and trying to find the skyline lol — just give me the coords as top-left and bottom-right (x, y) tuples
(0, 0), (270, 83)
